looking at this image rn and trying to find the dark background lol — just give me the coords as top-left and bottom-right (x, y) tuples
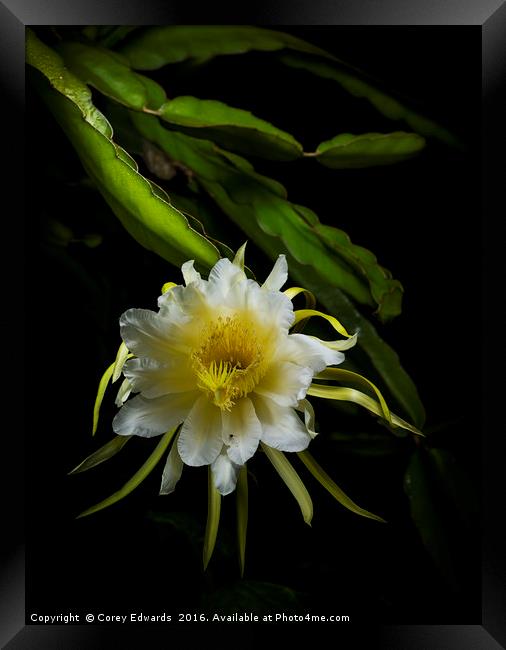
(26, 26), (481, 624)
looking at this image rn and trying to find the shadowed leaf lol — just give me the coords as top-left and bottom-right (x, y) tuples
(282, 53), (462, 148)
(314, 131), (426, 168)
(26, 29), (221, 273)
(57, 41), (303, 160)
(404, 448), (474, 591)
(117, 25), (333, 69)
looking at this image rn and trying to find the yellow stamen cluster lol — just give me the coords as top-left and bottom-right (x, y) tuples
(192, 315), (266, 410)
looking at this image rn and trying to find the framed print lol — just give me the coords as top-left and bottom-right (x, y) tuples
(1, 2), (505, 648)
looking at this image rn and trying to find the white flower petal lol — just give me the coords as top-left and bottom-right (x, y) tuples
(211, 448), (241, 495)
(157, 283), (220, 346)
(112, 391), (198, 437)
(278, 333), (345, 372)
(160, 434), (184, 495)
(261, 291), (295, 330)
(123, 357), (196, 397)
(120, 308), (187, 360)
(208, 258), (247, 295)
(262, 254), (288, 291)
(254, 361), (313, 407)
(226, 280), (294, 331)
(181, 260), (201, 285)
(252, 394), (311, 452)
(222, 398), (262, 465)
(157, 284), (203, 320)
(178, 395), (223, 466)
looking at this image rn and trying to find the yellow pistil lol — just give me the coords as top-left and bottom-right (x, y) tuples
(192, 315), (266, 410)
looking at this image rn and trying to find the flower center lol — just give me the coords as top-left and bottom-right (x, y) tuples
(191, 315), (265, 411)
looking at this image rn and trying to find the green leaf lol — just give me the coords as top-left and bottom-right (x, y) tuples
(282, 54), (462, 148)
(56, 41), (167, 111)
(117, 25), (334, 70)
(298, 450), (386, 522)
(313, 132), (426, 169)
(236, 466), (249, 577)
(69, 436), (131, 474)
(160, 96), (303, 161)
(299, 210), (403, 321)
(404, 448), (464, 590)
(82, 26), (139, 48)
(127, 112), (408, 318)
(203, 467), (222, 570)
(44, 218), (74, 246)
(426, 448), (478, 529)
(261, 443), (313, 525)
(57, 42), (302, 160)
(26, 29), (220, 272)
(97, 26), (139, 49)
(76, 428), (177, 518)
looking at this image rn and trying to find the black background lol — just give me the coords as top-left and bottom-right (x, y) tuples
(26, 26), (481, 624)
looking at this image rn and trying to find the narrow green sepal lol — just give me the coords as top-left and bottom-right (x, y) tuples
(76, 428), (177, 518)
(92, 362), (115, 436)
(233, 241), (247, 269)
(69, 435), (131, 474)
(298, 450), (386, 523)
(203, 467), (222, 570)
(261, 443), (313, 525)
(236, 466), (249, 577)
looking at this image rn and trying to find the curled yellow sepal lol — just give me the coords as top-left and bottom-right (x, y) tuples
(293, 308), (352, 339)
(315, 367), (391, 424)
(284, 286), (316, 309)
(310, 332), (358, 352)
(161, 281), (177, 294)
(284, 286), (316, 333)
(307, 384), (423, 436)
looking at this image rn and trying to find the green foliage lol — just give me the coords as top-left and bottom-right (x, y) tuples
(404, 448), (468, 590)
(27, 24), (434, 432)
(28, 23), (474, 611)
(281, 53), (462, 148)
(160, 96), (303, 160)
(314, 132), (426, 168)
(116, 25), (333, 69)
(26, 29), (220, 273)
(57, 41), (302, 160)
